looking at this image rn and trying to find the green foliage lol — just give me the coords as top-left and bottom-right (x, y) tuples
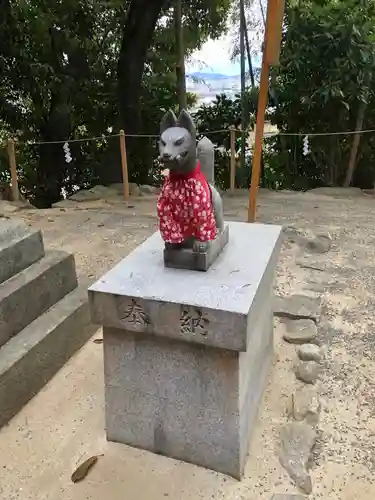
(121, 0), (234, 186)
(271, 0), (375, 188)
(0, 0), (233, 205)
(194, 89), (258, 189)
(0, 0), (124, 205)
(4, 0), (375, 203)
(194, 0), (375, 191)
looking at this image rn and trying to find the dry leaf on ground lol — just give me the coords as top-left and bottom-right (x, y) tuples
(71, 455), (101, 483)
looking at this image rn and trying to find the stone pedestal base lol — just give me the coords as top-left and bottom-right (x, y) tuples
(89, 221), (283, 479)
(164, 225), (229, 272)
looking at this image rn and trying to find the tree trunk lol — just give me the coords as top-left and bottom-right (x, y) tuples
(326, 136), (335, 185)
(241, 4), (255, 88)
(239, 0), (246, 172)
(34, 142), (66, 208)
(32, 94), (71, 207)
(175, 0), (187, 111)
(343, 98), (368, 187)
(110, 0), (165, 185)
(269, 73), (291, 181)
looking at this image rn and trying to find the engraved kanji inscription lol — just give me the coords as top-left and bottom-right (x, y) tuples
(180, 305), (209, 335)
(118, 298), (151, 327)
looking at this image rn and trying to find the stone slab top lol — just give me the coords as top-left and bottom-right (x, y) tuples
(89, 222), (283, 350)
(0, 217), (30, 247)
(89, 221), (283, 316)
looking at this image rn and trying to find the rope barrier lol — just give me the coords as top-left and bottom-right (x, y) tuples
(239, 128), (375, 137)
(2, 123), (375, 208)
(15, 133), (121, 146)
(3, 126), (375, 148)
(12, 129), (231, 146)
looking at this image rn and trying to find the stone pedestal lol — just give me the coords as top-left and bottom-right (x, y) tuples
(163, 224), (230, 271)
(0, 217), (96, 428)
(88, 221), (283, 479)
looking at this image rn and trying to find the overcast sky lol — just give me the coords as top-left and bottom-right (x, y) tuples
(186, 36), (262, 74)
(186, 1), (265, 75)
(186, 35), (240, 75)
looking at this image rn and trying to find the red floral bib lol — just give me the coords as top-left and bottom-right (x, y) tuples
(157, 163), (217, 244)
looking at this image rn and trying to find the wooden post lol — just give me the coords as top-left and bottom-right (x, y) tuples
(7, 139), (19, 202)
(119, 130), (130, 201)
(248, 0), (284, 222)
(230, 127), (236, 193)
(175, 0), (187, 111)
(265, 0), (285, 67)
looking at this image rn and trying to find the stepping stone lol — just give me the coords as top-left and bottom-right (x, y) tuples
(295, 361), (321, 385)
(306, 233), (332, 254)
(279, 422), (316, 495)
(291, 386), (320, 425)
(298, 344), (323, 363)
(274, 295), (321, 323)
(282, 319), (318, 344)
(0, 201), (20, 215)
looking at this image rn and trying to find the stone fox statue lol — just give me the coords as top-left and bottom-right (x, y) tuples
(157, 109), (224, 254)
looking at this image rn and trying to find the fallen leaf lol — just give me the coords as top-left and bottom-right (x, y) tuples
(71, 455), (100, 483)
(93, 339), (103, 344)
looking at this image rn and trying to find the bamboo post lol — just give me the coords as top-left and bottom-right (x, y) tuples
(230, 126), (236, 193)
(119, 130), (130, 201)
(7, 139), (19, 202)
(248, 0), (284, 222)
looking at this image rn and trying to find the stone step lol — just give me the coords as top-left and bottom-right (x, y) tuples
(0, 250), (78, 348)
(0, 284), (97, 428)
(0, 218), (45, 284)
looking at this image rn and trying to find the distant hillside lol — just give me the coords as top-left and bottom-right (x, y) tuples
(186, 73), (241, 106)
(187, 72), (238, 81)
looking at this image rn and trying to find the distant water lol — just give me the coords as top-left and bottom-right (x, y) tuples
(187, 71), (259, 104)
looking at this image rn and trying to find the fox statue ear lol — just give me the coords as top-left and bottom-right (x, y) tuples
(177, 109), (196, 136)
(160, 110), (177, 134)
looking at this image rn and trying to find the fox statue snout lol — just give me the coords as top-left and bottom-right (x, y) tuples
(159, 110), (196, 174)
(159, 146), (189, 168)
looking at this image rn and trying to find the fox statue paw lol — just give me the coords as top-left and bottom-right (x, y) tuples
(193, 240), (209, 254)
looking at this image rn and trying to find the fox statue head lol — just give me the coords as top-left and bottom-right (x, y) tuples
(159, 109), (197, 174)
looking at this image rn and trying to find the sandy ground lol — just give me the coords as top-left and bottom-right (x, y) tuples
(0, 187), (374, 500)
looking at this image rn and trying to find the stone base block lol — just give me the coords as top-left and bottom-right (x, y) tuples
(89, 221), (283, 478)
(0, 284), (97, 428)
(104, 304), (272, 479)
(163, 225), (229, 272)
(0, 218), (45, 284)
(0, 250), (77, 348)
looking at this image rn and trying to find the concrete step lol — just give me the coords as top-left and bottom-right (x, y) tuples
(0, 250), (77, 348)
(0, 284), (97, 428)
(0, 218), (45, 284)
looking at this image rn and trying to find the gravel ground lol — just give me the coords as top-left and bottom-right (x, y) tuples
(0, 186), (374, 499)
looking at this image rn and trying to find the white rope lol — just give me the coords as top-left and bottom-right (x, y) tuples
(3, 126), (375, 149)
